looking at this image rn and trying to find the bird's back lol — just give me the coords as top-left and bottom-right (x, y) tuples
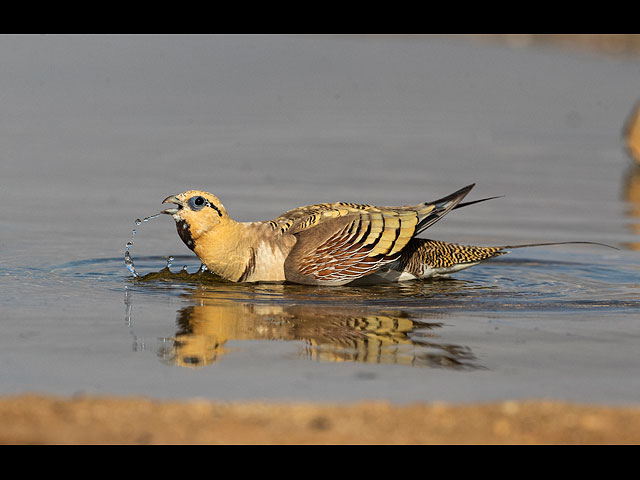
(271, 185), (474, 285)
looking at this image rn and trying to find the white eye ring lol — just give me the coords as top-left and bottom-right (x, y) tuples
(188, 196), (206, 210)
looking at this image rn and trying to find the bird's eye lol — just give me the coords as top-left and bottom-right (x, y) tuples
(188, 196), (206, 210)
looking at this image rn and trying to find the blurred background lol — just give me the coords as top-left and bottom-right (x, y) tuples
(2, 34), (639, 258)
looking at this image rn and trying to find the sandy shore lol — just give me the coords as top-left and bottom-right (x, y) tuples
(2, 394), (639, 444)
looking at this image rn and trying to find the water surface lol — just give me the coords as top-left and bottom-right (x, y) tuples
(1, 35), (639, 404)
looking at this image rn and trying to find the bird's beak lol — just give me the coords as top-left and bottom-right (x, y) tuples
(161, 195), (183, 215)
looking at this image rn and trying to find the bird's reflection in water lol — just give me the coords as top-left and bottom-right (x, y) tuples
(623, 163), (640, 250)
(622, 99), (640, 250)
(144, 282), (481, 370)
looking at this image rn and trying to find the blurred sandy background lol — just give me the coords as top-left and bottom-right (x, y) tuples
(466, 34), (640, 56)
(2, 395), (639, 444)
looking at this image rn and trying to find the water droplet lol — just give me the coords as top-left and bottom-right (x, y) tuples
(166, 256), (174, 269)
(199, 263), (208, 272)
(181, 265), (188, 272)
(124, 251), (138, 277)
(126, 212), (163, 277)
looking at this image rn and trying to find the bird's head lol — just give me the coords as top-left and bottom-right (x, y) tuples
(161, 190), (229, 250)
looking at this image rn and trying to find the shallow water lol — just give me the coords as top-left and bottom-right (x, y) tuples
(1, 35), (639, 404)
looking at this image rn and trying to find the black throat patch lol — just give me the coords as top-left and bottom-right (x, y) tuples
(176, 219), (196, 251)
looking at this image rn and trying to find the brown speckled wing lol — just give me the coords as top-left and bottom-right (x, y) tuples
(280, 185), (475, 285)
(283, 210), (419, 285)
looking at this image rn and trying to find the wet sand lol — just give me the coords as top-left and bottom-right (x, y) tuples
(2, 394), (639, 444)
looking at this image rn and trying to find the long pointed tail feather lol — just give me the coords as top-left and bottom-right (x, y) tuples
(497, 241), (618, 251)
(403, 185), (618, 276)
(453, 195), (504, 210)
